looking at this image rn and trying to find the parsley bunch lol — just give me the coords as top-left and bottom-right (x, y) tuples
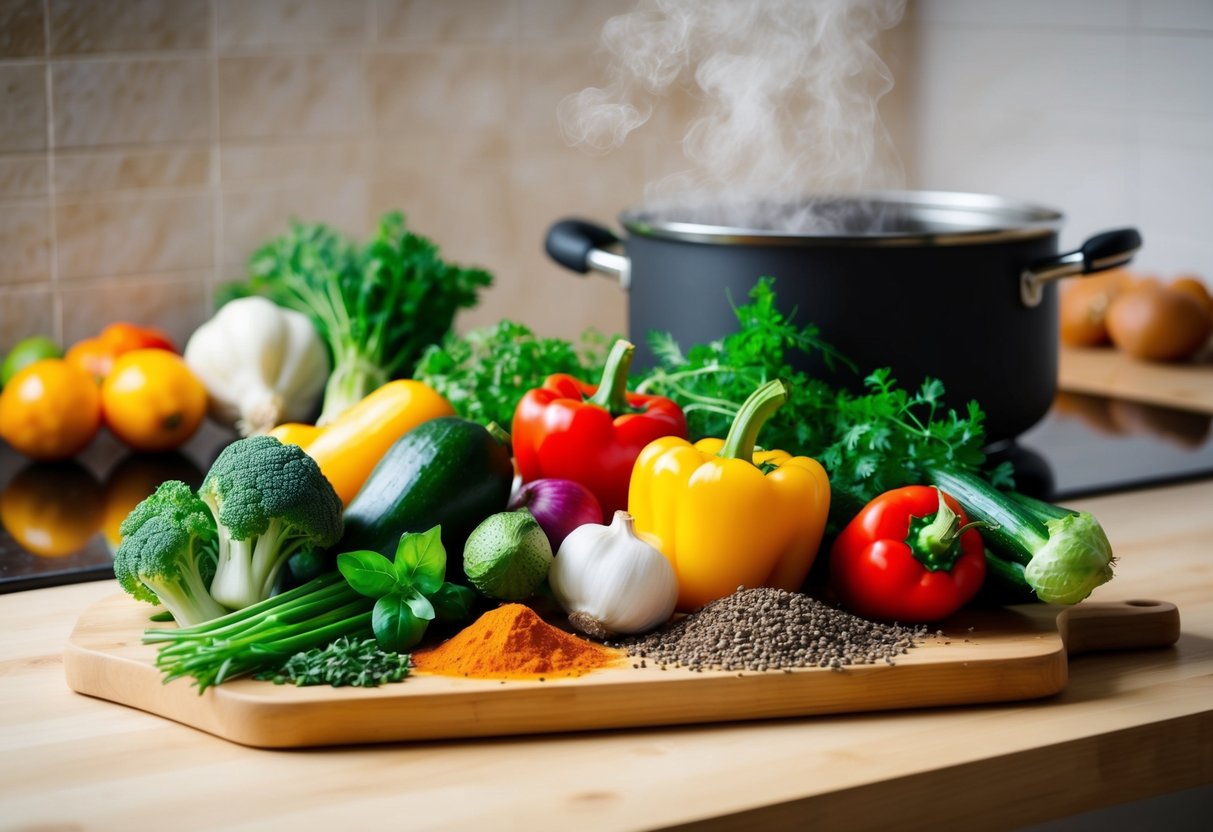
(634, 278), (1010, 530)
(414, 320), (614, 428)
(228, 212), (492, 425)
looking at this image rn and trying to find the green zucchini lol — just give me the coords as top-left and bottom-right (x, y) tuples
(927, 468), (1115, 605)
(338, 417), (514, 582)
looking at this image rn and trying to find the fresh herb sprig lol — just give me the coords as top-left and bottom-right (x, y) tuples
(633, 278), (1010, 529)
(414, 320), (614, 428)
(338, 526), (475, 652)
(256, 637), (411, 688)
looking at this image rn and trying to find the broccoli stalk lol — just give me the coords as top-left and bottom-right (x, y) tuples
(199, 435), (344, 611)
(113, 481), (228, 627)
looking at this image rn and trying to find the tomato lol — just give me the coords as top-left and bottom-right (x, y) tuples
(66, 323), (176, 383)
(101, 350), (208, 452)
(0, 359), (102, 460)
(99, 322), (176, 355)
(0, 462), (104, 557)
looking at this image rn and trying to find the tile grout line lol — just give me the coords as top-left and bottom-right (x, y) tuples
(209, 0), (224, 311)
(41, 0), (61, 346)
(363, 0), (376, 233)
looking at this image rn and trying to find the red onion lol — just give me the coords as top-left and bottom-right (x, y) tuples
(508, 478), (604, 552)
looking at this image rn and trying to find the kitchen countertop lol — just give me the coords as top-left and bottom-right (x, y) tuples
(1, 479), (1210, 830)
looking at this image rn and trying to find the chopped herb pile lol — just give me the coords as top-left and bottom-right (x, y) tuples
(256, 637), (411, 688)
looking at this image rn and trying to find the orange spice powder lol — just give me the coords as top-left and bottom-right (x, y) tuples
(411, 603), (623, 679)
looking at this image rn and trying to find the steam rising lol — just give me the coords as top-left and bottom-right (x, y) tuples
(559, 0), (907, 231)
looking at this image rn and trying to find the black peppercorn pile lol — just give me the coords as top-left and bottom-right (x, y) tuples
(621, 587), (929, 672)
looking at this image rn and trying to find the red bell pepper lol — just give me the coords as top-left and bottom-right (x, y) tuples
(512, 339), (687, 516)
(829, 485), (987, 622)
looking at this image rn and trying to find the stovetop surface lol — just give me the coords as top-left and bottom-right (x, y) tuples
(3, 392), (1212, 594)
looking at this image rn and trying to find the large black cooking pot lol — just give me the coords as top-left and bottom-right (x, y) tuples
(545, 191), (1141, 443)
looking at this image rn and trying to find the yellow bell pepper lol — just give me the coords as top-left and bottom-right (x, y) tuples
(628, 379), (830, 612)
(269, 379), (453, 505)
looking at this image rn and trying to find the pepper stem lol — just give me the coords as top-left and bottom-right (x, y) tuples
(717, 379), (789, 463)
(586, 339), (638, 416)
(910, 486), (991, 572)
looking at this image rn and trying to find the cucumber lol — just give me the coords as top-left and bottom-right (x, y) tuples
(927, 468), (1114, 605)
(927, 468), (1052, 567)
(337, 417), (514, 582)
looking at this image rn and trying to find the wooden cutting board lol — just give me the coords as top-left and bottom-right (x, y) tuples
(1058, 345), (1213, 415)
(62, 594), (1180, 749)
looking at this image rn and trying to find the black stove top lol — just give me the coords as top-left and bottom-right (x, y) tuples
(3, 392), (1212, 594)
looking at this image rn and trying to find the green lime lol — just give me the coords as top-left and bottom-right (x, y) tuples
(1, 335), (62, 386)
(462, 510), (554, 601)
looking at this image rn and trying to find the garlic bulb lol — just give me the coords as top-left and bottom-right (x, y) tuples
(184, 297), (329, 436)
(549, 510), (678, 639)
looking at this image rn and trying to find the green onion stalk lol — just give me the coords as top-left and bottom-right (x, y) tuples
(144, 573), (373, 692)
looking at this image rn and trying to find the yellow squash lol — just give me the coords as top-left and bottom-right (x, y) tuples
(269, 379), (453, 505)
(628, 379), (830, 612)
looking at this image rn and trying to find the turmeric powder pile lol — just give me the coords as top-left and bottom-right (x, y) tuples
(412, 603), (622, 679)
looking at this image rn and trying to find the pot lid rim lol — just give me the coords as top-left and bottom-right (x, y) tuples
(619, 190), (1066, 246)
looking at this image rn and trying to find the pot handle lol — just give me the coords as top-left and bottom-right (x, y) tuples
(1020, 227), (1142, 307)
(545, 219), (632, 290)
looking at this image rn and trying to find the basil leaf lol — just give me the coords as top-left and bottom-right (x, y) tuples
(430, 582), (476, 622)
(393, 526), (446, 594)
(405, 588), (436, 622)
(372, 593), (429, 652)
(337, 550), (399, 598)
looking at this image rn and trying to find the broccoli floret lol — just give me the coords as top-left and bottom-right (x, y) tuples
(113, 480), (227, 627)
(199, 436), (343, 610)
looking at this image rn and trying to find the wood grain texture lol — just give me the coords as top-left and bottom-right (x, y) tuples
(61, 595), (1179, 749)
(2, 479), (1212, 830)
(1058, 345), (1213, 414)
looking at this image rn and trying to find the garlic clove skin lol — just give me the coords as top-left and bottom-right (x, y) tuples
(550, 510), (679, 638)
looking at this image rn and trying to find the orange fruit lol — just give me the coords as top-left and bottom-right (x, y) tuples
(65, 336), (118, 383)
(101, 350), (208, 452)
(101, 452), (203, 548)
(0, 462), (104, 557)
(66, 324), (176, 384)
(0, 359), (102, 460)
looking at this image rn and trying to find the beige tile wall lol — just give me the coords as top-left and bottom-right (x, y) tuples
(897, 1), (1213, 284)
(0, 0), (653, 357)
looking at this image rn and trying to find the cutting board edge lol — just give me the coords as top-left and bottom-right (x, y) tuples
(61, 594), (1077, 749)
(63, 637), (1071, 749)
